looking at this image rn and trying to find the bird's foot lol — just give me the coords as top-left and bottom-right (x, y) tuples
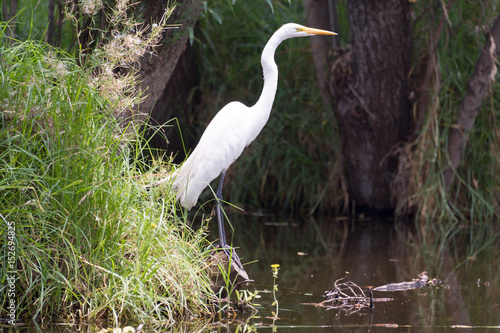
(208, 245), (251, 295)
(213, 244), (249, 281)
(220, 246), (243, 270)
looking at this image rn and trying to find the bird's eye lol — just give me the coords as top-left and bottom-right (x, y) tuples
(296, 27), (304, 32)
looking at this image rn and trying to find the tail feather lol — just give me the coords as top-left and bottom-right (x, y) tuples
(145, 168), (201, 210)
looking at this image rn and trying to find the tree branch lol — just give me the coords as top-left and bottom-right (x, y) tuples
(444, 13), (500, 192)
(412, 0), (455, 139)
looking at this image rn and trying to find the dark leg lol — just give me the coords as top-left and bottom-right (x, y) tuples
(216, 171), (228, 247)
(216, 171), (244, 270)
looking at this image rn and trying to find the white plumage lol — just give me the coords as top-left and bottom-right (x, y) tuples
(171, 101), (252, 209)
(169, 23), (337, 209)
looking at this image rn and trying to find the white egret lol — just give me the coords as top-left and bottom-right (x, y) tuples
(158, 23), (337, 271)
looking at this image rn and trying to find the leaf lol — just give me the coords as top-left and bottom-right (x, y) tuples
(51, 180), (83, 195)
(265, 0), (275, 14)
(187, 27), (194, 46)
(208, 9), (223, 25)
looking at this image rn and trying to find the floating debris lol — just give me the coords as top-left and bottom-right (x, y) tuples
(313, 273), (378, 314)
(373, 271), (447, 292)
(310, 271), (446, 314)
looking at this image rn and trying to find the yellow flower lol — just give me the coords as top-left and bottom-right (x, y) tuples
(271, 264), (280, 269)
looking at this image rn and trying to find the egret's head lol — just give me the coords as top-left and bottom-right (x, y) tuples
(280, 23), (337, 38)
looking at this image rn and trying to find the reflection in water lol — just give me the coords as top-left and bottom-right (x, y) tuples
(218, 213), (500, 332)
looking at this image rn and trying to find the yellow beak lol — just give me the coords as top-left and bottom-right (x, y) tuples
(300, 27), (338, 36)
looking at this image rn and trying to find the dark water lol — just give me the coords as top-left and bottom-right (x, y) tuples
(214, 213), (500, 332)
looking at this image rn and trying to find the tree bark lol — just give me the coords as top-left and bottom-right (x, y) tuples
(2, 0), (18, 39)
(135, 0), (203, 123)
(444, 13), (500, 191)
(304, 0), (336, 104)
(330, 0), (412, 212)
(146, 42), (199, 163)
(46, 0), (55, 45)
(131, 0), (202, 160)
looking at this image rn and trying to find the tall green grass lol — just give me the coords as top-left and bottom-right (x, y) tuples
(0, 27), (215, 325)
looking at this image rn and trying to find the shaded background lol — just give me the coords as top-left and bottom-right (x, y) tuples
(3, 0), (500, 222)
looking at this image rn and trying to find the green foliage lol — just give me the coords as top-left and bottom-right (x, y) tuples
(195, 0), (344, 214)
(0, 23), (215, 325)
(406, 1), (500, 210)
(390, 1), (500, 262)
(5, 0), (74, 48)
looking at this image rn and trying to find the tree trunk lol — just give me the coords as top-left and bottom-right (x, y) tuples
(46, 0), (55, 45)
(133, 0), (203, 159)
(2, 0), (18, 39)
(135, 0), (203, 123)
(330, 0), (412, 212)
(444, 13), (500, 191)
(304, 0), (336, 105)
(146, 42), (199, 163)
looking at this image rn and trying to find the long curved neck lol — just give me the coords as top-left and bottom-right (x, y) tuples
(253, 32), (285, 113)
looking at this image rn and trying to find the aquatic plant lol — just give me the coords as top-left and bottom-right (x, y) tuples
(270, 264), (280, 321)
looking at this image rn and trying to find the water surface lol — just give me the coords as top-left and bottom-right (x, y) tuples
(216, 213), (500, 332)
